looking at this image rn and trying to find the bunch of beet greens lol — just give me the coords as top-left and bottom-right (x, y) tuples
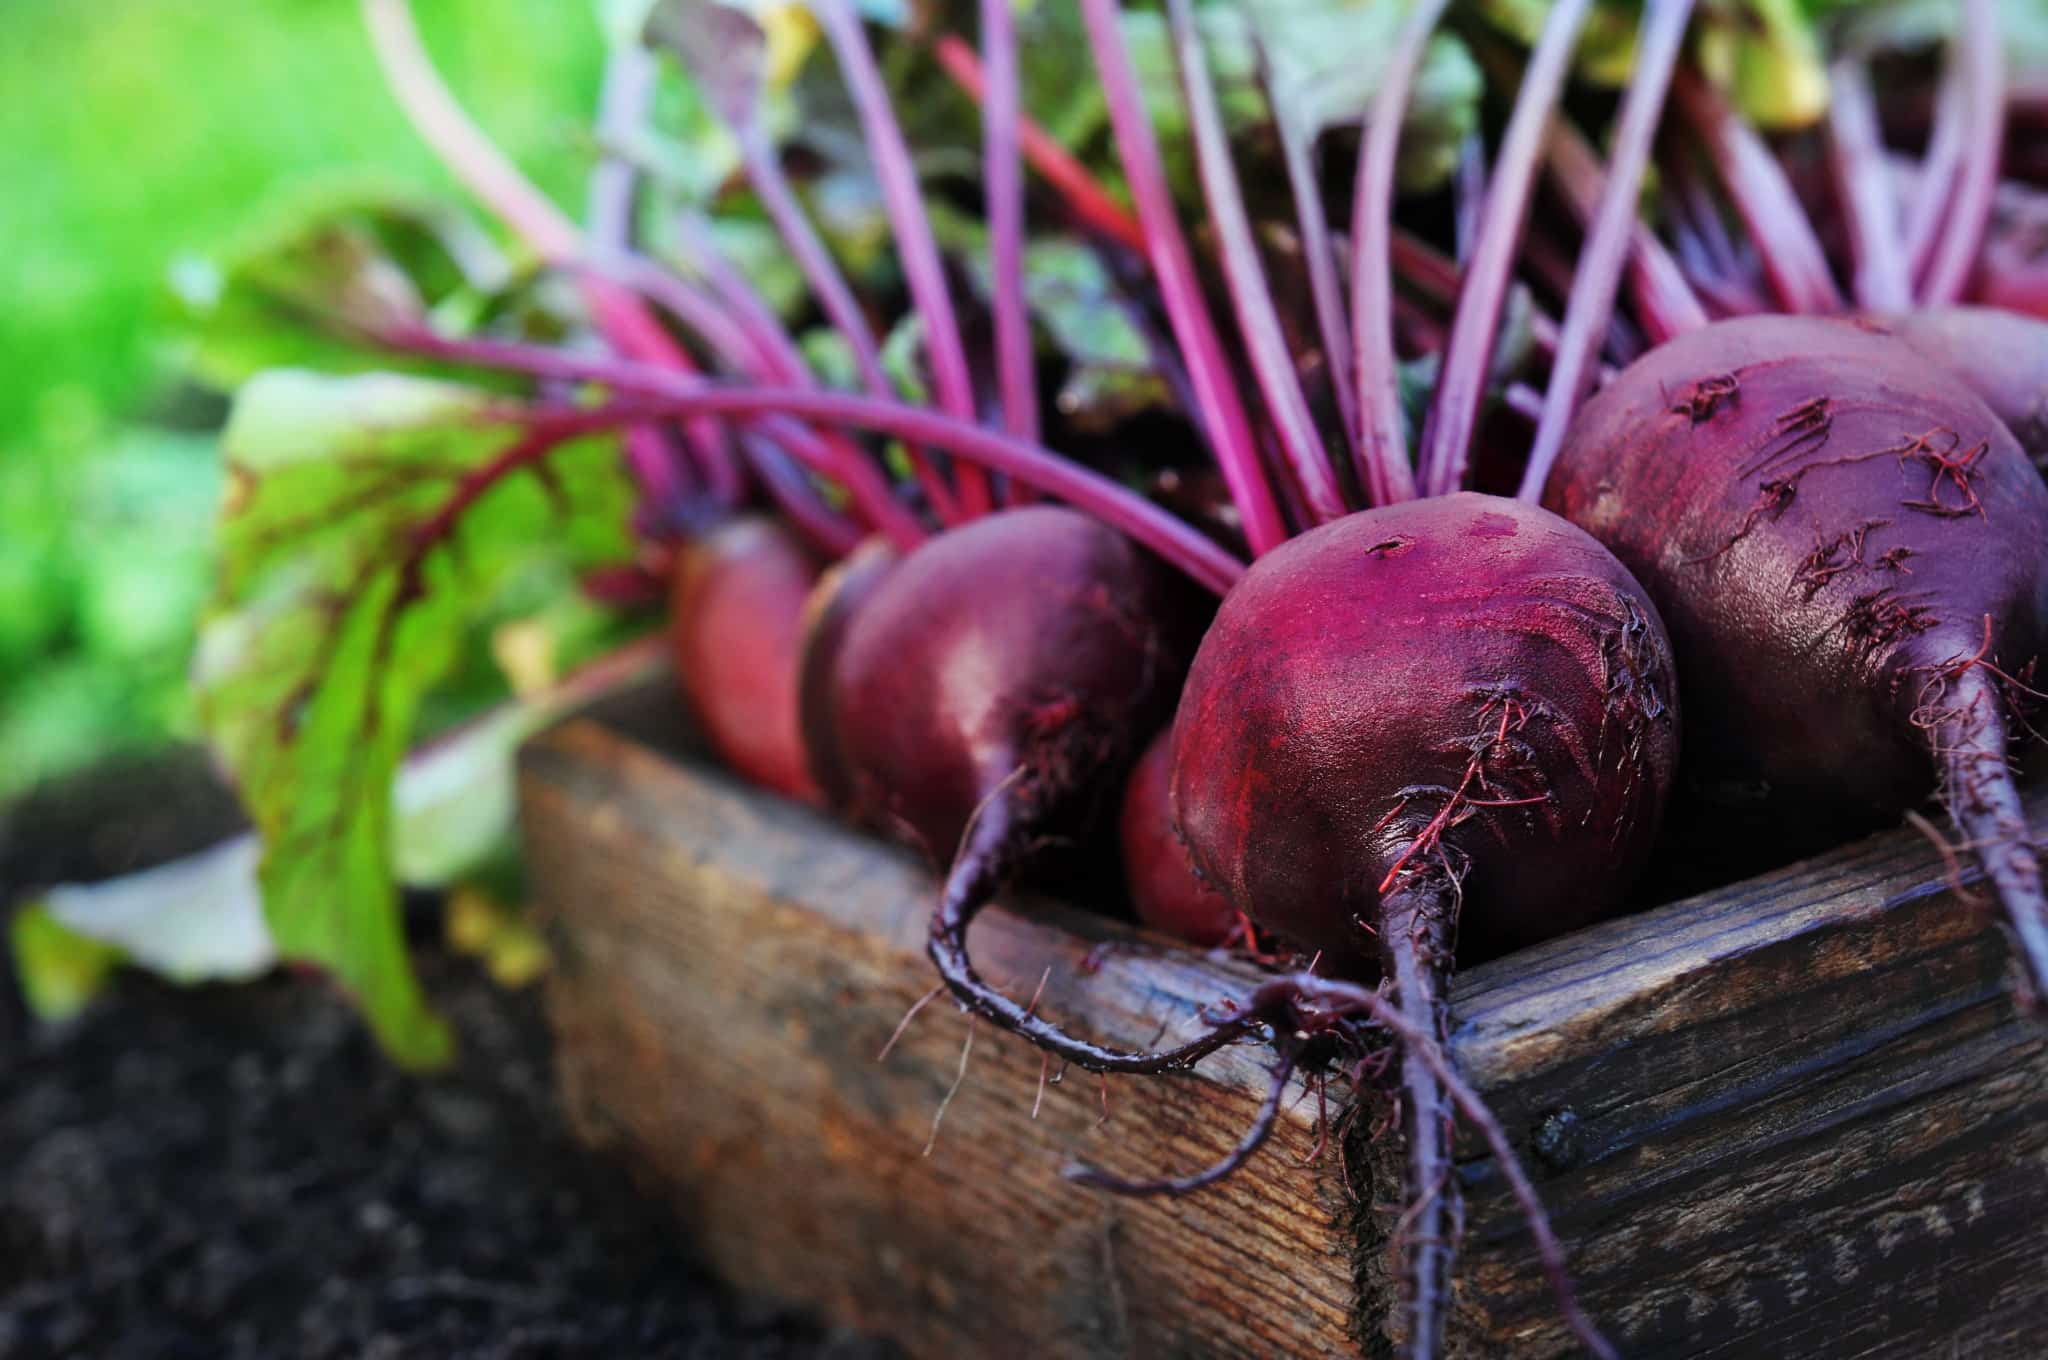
(195, 1), (2048, 1355)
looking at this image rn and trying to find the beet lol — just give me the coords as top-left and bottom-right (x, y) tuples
(794, 537), (900, 820)
(1118, 730), (1235, 948)
(1168, 494), (1677, 1355)
(1542, 313), (2048, 1007)
(668, 516), (823, 803)
(826, 506), (1217, 1071)
(1888, 307), (2048, 468)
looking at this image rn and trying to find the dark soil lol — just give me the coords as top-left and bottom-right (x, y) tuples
(0, 944), (898, 1360)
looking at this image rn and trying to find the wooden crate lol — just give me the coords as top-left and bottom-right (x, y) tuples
(518, 682), (2048, 1358)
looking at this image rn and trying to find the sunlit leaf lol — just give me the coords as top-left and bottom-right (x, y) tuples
(196, 370), (633, 1065)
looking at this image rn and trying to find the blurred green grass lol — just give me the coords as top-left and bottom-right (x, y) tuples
(0, 0), (610, 797)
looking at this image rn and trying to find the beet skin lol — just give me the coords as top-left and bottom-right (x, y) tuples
(1544, 313), (2048, 1005)
(668, 516), (822, 803)
(1119, 729), (1236, 948)
(828, 506), (1211, 1070)
(1169, 493), (1677, 1356)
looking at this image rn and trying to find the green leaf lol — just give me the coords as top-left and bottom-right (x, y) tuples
(1696, 0), (1829, 129)
(647, 0), (771, 133)
(11, 903), (125, 1024)
(1477, 0), (1646, 86)
(176, 176), (515, 390)
(196, 370), (633, 1066)
(1247, 0), (1481, 191)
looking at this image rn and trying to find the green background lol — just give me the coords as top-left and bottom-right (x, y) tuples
(0, 0), (610, 796)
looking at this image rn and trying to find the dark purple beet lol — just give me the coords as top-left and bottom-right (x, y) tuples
(1169, 493), (1678, 1355)
(669, 516), (822, 804)
(1119, 729), (1235, 948)
(827, 506), (1215, 1072)
(1543, 313), (2048, 1007)
(794, 536), (899, 820)
(1887, 307), (2048, 468)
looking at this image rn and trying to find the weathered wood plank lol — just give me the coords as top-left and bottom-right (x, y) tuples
(522, 715), (1362, 1359)
(521, 682), (2048, 1358)
(1436, 806), (2048, 1358)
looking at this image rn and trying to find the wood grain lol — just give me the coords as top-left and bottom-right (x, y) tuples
(520, 683), (2048, 1358)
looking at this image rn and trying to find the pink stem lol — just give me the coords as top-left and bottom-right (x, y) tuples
(1350, 0), (1450, 507)
(1905, 50), (1969, 284)
(1167, 0), (1344, 524)
(1545, 122), (1709, 344)
(813, 0), (991, 515)
(1519, 0), (1695, 504)
(932, 36), (1148, 255)
(587, 44), (697, 510)
(1671, 68), (1844, 314)
(1266, 71), (1361, 478)
(980, 0), (1038, 502)
(1919, 0), (2005, 306)
(1416, 0), (1594, 497)
(383, 328), (1247, 594)
(360, 0), (731, 496)
(1078, 0), (1288, 554)
(1826, 58), (1912, 311)
(741, 431), (866, 557)
(672, 217), (927, 549)
(578, 253), (922, 549)
(1454, 132), (1488, 266)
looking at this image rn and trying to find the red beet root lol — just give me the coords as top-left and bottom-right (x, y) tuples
(1888, 307), (2048, 468)
(1119, 730), (1235, 948)
(1169, 494), (1677, 1355)
(794, 537), (900, 820)
(827, 507), (1218, 1072)
(668, 516), (822, 803)
(1543, 314), (2048, 1007)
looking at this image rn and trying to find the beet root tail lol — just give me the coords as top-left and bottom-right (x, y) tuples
(927, 794), (1256, 1075)
(1937, 672), (2048, 1012)
(1380, 884), (1459, 1359)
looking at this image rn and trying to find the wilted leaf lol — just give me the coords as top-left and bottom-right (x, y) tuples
(196, 370), (633, 1065)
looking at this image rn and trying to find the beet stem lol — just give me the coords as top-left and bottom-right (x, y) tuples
(665, 219), (929, 549)
(574, 253), (908, 545)
(1918, 0), (2004, 306)
(1078, 0), (1290, 555)
(1937, 669), (2048, 1011)
(1248, 971), (1618, 1360)
(1260, 51), (1361, 475)
(930, 35), (1148, 255)
(379, 327), (1248, 595)
(1904, 58), (1968, 282)
(1349, 0), (1450, 507)
(361, 0), (735, 497)
(928, 806), (1259, 1075)
(732, 128), (962, 525)
(1519, 0), (1695, 503)
(1453, 132), (1487, 267)
(813, 0), (992, 515)
(1825, 57), (1913, 312)
(1670, 68), (1844, 315)
(587, 47), (695, 509)
(1415, 0), (1593, 497)
(1544, 121), (1710, 345)
(740, 433), (865, 556)
(979, 0), (1039, 489)
(1380, 884), (1457, 1359)
(1166, 0), (1346, 524)
(1061, 1049), (1298, 1195)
